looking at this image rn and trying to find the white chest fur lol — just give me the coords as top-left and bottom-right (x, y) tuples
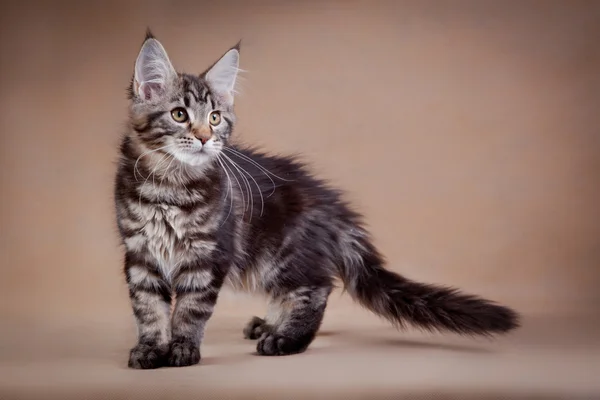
(124, 198), (218, 282)
(141, 204), (187, 280)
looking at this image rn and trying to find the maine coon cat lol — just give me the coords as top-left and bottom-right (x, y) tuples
(114, 31), (519, 369)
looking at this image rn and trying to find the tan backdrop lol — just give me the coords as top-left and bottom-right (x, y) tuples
(1, 1), (600, 398)
(1, 0), (599, 337)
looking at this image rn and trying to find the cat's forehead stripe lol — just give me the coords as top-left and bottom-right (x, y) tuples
(180, 75), (214, 107)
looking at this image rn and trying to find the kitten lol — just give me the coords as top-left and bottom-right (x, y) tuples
(114, 31), (519, 369)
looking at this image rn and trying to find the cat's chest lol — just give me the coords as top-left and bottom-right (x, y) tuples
(123, 196), (218, 280)
(141, 204), (188, 239)
(137, 204), (194, 278)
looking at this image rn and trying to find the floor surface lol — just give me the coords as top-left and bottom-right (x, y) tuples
(1, 299), (598, 400)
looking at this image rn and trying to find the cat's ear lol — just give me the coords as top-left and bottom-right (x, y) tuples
(204, 43), (240, 102)
(133, 35), (176, 101)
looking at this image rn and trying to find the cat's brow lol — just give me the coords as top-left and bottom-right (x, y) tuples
(181, 77), (201, 103)
(186, 89), (200, 103)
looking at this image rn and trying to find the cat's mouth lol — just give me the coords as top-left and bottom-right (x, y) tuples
(178, 144), (204, 154)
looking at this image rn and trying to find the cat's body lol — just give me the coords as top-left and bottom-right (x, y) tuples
(115, 32), (519, 369)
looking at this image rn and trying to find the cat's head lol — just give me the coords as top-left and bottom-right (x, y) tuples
(128, 31), (240, 167)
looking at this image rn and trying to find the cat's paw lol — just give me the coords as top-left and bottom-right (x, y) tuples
(256, 333), (308, 356)
(168, 339), (201, 367)
(243, 316), (268, 340)
(128, 343), (168, 369)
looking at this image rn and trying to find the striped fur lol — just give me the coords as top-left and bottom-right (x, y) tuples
(115, 32), (519, 369)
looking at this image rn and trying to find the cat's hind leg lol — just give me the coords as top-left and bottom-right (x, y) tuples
(256, 285), (332, 356)
(242, 297), (289, 340)
(243, 316), (270, 340)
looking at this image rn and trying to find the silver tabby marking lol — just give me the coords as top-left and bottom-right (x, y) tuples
(114, 31), (519, 369)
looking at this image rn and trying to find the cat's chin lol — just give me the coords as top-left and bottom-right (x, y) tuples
(173, 150), (215, 168)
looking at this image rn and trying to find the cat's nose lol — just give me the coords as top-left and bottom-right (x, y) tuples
(192, 128), (211, 144)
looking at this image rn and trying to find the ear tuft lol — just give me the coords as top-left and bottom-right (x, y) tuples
(145, 28), (155, 41)
(133, 36), (176, 101)
(204, 45), (240, 101)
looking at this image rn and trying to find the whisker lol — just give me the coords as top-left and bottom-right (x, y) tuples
(225, 149), (277, 198)
(138, 152), (172, 209)
(219, 153), (249, 220)
(221, 152), (265, 218)
(221, 154), (254, 221)
(220, 152), (247, 213)
(223, 146), (295, 182)
(133, 143), (177, 181)
(158, 153), (178, 193)
(215, 155), (234, 227)
(152, 151), (172, 187)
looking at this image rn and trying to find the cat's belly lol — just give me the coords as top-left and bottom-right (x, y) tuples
(223, 255), (277, 293)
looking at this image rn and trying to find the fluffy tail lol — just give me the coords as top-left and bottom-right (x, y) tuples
(339, 234), (520, 336)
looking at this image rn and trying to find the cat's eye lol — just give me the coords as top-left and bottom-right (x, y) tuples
(209, 111), (221, 126)
(171, 108), (189, 123)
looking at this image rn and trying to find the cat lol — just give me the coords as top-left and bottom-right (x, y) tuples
(114, 30), (519, 369)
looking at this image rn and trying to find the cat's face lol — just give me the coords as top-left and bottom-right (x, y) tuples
(129, 34), (239, 167)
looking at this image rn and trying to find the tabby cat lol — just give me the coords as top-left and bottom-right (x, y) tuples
(114, 31), (519, 369)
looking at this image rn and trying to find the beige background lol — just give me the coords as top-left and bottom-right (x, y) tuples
(1, 1), (599, 398)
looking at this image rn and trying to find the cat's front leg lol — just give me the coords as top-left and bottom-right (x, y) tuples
(124, 253), (172, 369)
(169, 261), (226, 367)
